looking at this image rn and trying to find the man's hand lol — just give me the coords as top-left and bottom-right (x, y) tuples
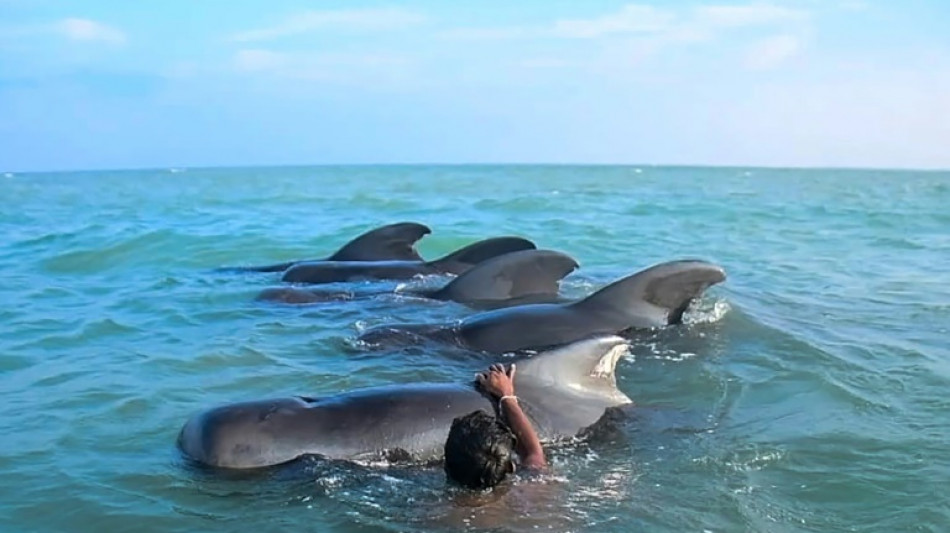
(476, 363), (516, 399)
(477, 362), (547, 470)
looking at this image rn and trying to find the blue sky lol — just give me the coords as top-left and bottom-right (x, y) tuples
(1, 1), (948, 172)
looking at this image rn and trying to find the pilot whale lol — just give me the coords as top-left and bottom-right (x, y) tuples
(256, 249), (579, 309)
(357, 259), (727, 354)
(177, 336), (633, 469)
(279, 235), (538, 284)
(224, 221), (434, 273)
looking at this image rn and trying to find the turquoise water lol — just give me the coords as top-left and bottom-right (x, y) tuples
(1, 165), (948, 532)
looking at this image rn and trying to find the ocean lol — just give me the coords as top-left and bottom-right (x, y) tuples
(1, 165), (947, 532)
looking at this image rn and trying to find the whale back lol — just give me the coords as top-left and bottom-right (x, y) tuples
(281, 260), (430, 284)
(178, 384), (492, 469)
(428, 249), (578, 305)
(569, 259), (726, 329)
(327, 221), (431, 262)
(428, 237), (537, 275)
(177, 337), (635, 469)
(441, 260), (726, 354)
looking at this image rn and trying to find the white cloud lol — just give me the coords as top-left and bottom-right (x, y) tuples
(520, 57), (574, 69)
(693, 4), (806, 29)
(744, 34), (802, 69)
(838, 0), (869, 12)
(438, 3), (810, 73)
(233, 49), (288, 72)
(230, 48), (413, 85)
(711, 69), (950, 168)
(230, 8), (427, 42)
(552, 5), (675, 38)
(443, 3), (808, 42)
(439, 27), (540, 40)
(0, 17), (126, 44)
(57, 18), (126, 44)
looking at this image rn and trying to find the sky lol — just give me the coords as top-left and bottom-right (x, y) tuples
(0, 1), (948, 172)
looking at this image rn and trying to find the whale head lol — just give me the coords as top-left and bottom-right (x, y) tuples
(513, 335), (633, 438)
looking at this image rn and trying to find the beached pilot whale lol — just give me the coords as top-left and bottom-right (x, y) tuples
(177, 336), (633, 469)
(357, 259), (727, 355)
(279, 236), (538, 284)
(256, 249), (579, 310)
(225, 221), (433, 273)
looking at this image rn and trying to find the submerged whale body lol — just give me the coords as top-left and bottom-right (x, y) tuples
(279, 236), (538, 284)
(256, 249), (579, 309)
(225, 221), (433, 273)
(177, 336), (633, 469)
(358, 259), (727, 354)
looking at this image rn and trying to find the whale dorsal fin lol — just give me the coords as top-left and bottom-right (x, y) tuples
(327, 222), (431, 262)
(428, 249), (578, 304)
(569, 260), (726, 329)
(428, 237), (536, 275)
(223, 222), (431, 272)
(515, 336), (633, 404)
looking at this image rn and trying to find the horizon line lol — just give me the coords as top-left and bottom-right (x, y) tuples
(5, 161), (950, 175)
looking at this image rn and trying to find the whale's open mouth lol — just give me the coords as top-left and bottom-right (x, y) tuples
(591, 342), (630, 379)
(583, 339), (633, 405)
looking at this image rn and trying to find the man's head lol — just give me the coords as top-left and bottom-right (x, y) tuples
(443, 410), (516, 489)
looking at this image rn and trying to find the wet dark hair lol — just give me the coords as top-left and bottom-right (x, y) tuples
(443, 410), (516, 489)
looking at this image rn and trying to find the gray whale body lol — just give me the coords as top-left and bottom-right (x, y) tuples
(257, 249), (579, 309)
(177, 336), (633, 469)
(280, 236), (538, 284)
(358, 259), (727, 354)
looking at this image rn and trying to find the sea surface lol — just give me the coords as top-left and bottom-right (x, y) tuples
(1, 165), (948, 532)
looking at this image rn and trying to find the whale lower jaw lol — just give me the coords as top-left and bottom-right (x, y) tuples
(588, 342), (635, 405)
(591, 342), (629, 379)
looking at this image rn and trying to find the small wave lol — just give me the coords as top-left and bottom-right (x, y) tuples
(0, 354), (33, 372)
(13, 224), (109, 248)
(15, 318), (141, 352)
(41, 229), (179, 273)
(169, 346), (281, 372)
(634, 341), (699, 362)
(691, 445), (787, 473)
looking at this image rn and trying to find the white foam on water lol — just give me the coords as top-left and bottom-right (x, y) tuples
(683, 298), (731, 325)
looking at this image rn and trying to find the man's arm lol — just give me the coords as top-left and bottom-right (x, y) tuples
(477, 363), (547, 470)
(500, 395), (546, 469)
